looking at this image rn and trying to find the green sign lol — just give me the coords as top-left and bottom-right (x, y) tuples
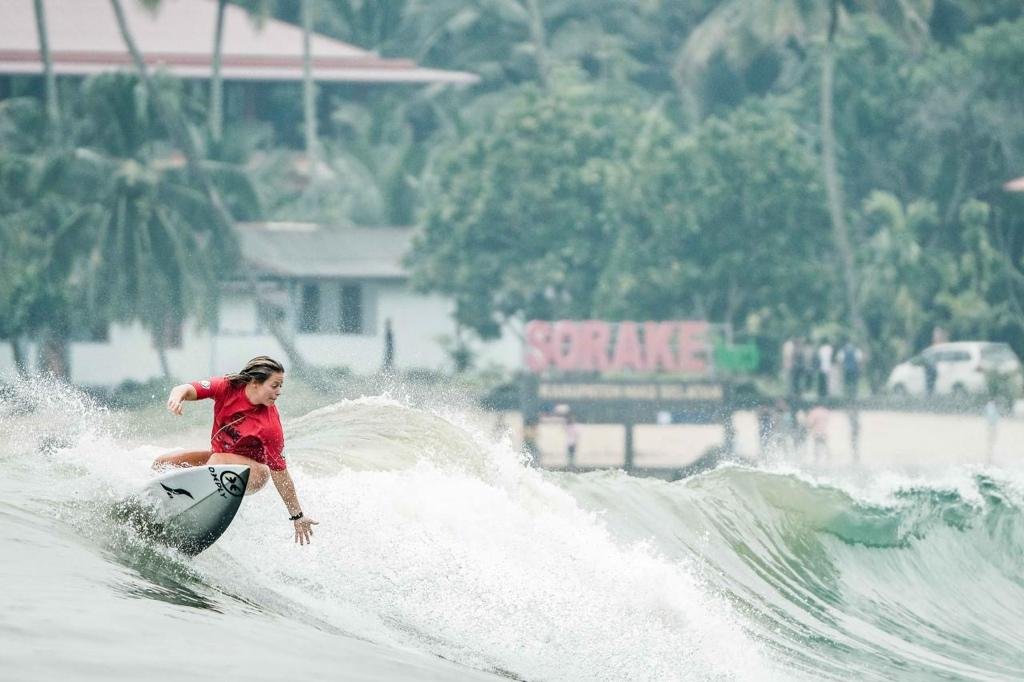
(713, 343), (759, 373)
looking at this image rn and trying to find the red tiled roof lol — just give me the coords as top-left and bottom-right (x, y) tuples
(0, 0), (477, 84)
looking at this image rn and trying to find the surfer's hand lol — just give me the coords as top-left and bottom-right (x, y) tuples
(294, 516), (318, 546)
(167, 394), (184, 415)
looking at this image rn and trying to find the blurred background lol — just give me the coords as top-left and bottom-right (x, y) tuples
(2, 0), (1024, 459)
(6, 5), (1024, 680)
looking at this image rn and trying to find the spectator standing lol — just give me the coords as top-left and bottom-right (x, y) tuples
(565, 414), (579, 469)
(806, 403), (831, 463)
(924, 356), (938, 397)
(802, 338), (817, 394)
(781, 337), (795, 390)
(839, 340), (862, 400)
(382, 318), (396, 374)
(848, 407), (861, 463)
(757, 402), (775, 459)
(790, 338), (805, 397)
(817, 341), (833, 399)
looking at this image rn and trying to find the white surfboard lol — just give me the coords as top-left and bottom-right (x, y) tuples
(136, 464), (250, 555)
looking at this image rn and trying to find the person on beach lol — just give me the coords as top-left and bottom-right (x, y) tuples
(152, 356), (318, 545)
(806, 403), (831, 463)
(564, 413), (579, 469)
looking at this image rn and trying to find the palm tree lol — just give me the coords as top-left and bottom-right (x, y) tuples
(209, 0), (276, 145)
(108, 0), (311, 375)
(28, 0), (75, 376)
(302, 0), (317, 167)
(31, 0), (59, 141)
(209, 0), (228, 143)
(57, 75), (223, 377)
(675, 0), (932, 344)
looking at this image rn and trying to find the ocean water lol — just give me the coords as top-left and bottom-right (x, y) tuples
(1, 378), (1022, 681)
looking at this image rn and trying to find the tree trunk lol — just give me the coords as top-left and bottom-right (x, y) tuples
(10, 339), (27, 377)
(40, 326), (69, 379)
(32, 0), (60, 141)
(524, 0), (550, 88)
(209, 0), (227, 143)
(154, 334), (171, 380)
(302, 0), (318, 171)
(108, 0), (312, 377)
(820, 3), (866, 343)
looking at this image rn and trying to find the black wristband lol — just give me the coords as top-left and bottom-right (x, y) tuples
(289, 512), (303, 521)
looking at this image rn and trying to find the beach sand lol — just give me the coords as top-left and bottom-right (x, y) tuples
(495, 409), (1021, 472)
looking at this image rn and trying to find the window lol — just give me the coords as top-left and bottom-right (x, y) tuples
(300, 283), (320, 333)
(981, 345), (1016, 363)
(340, 283), (363, 334)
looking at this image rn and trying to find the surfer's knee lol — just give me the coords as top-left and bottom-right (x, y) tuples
(206, 452), (269, 494)
(244, 464), (270, 495)
(152, 450), (212, 470)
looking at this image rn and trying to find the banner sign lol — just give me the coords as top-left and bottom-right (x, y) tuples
(537, 381), (724, 402)
(524, 320), (711, 375)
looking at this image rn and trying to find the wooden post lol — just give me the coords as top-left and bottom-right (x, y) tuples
(624, 421), (635, 472)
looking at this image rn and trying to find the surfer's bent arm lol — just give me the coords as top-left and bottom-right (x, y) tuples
(166, 384), (198, 415)
(270, 468), (319, 546)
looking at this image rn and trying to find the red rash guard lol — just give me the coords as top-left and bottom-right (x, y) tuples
(190, 376), (287, 471)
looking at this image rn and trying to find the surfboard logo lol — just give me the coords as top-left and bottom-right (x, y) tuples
(219, 471), (246, 497)
(160, 483), (194, 500)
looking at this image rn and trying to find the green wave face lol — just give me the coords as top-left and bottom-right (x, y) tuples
(564, 466), (1024, 680)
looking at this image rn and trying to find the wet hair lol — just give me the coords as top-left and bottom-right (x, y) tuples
(227, 356), (285, 388)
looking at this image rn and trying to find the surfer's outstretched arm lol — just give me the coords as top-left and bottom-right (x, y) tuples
(270, 469), (319, 546)
(166, 384), (199, 415)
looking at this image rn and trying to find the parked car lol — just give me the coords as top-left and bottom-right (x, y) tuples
(886, 342), (1023, 397)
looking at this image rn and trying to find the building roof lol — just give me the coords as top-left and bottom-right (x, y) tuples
(236, 222), (413, 279)
(0, 0), (477, 85)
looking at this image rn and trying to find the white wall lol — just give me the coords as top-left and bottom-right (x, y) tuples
(0, 281), (524, 386)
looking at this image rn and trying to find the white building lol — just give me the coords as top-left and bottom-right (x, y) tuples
(0, 222), (522, 386)
(0, 1), (515, 386)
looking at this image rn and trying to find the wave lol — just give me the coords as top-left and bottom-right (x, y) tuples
(0, 379), (762, 681)
(562, 465), (1024, 680)
(4, 376), (1024, 680)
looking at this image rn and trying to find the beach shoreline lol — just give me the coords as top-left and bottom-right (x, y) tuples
(498, 408), (1022, 473)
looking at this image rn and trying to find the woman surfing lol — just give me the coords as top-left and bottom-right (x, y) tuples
(153, 356), (318, 546)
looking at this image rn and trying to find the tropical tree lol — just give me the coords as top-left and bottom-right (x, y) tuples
(59, 75), (230, 377)
(675, 0), (933, 345)
(108, 0), (312, 375)
(0, 101), (77, 375)
(595, 98), (834, 335)
(409, 71), (647, 338)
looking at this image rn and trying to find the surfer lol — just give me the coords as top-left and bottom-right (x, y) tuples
(152, 356), (318, 545)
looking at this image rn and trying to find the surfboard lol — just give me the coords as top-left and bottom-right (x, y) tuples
(134, 465), (250, 556)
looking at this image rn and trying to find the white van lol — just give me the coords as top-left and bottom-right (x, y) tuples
(886, 342), (1022, 397)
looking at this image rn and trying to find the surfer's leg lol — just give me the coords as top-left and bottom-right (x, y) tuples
(207, 452), (270, 494)
(152, 449), (213, 470)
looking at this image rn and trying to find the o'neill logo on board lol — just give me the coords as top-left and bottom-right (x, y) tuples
(524, 320), (711, 374)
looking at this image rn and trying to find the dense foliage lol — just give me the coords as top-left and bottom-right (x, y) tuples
(2, 0), (1023, 382)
